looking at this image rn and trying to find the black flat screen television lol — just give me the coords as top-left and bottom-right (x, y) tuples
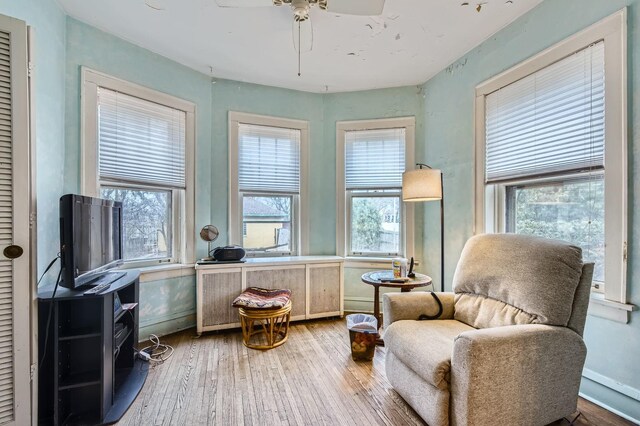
(59, 194), (124, 289)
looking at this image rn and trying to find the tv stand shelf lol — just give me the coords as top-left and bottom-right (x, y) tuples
(38, 270), (147, 426)
(58, 330), (102, 341)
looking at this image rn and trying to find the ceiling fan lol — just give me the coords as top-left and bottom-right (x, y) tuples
(216, 0), (386, 75)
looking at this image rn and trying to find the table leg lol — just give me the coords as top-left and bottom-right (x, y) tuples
(373, 286), (381, 327)
(372, 286), (385, 346)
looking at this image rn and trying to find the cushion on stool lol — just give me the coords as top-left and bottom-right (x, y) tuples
(232, 287), (292, 309)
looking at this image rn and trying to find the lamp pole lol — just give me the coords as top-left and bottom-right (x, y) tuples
(439, 171), (444, 292)
(402, 163), (444, 291)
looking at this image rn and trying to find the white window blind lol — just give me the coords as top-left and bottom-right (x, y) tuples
(345, 128), (406, 189)
(97, 87), (186, 189)
(238, 123), (301, 193)
(485, 41), (605, 183)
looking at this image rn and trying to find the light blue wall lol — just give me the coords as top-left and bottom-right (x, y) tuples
(211, 81), (425, 256)
(211, 83), (426, 311)
(323, 88), (426, 310)
(9, 0), (639, 420)
(420, 0), (640, 420)
(324, 87), (425, 260)
(139, 274), (196, 338)
(63, 18), (215, 334)
(64, 18), (214, 261)
(62, 19), (423, 334)
(0, 0), (67, 279)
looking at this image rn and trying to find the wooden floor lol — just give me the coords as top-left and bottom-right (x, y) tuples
(118, 319), (634, 426)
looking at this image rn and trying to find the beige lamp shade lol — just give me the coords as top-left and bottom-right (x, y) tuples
(402, 168), (442, 202)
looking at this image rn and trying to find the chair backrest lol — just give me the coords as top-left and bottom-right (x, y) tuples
(452, 233), (589, 331)
(566, 262), (594, 336)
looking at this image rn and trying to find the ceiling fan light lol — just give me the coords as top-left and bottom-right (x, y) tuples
(292, 1), (310, 21)
(294, 11), (309, 21)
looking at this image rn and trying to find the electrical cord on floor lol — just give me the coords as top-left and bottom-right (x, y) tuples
(38, 255), (62, 366)
(138, 334), (174, 365)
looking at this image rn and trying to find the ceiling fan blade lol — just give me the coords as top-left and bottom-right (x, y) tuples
(215, 0), (273, 8)
(292, 18), (313, 53)
(325, 0), (385, 15)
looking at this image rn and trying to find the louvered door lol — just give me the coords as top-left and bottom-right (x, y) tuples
(0, 14), (30, 426)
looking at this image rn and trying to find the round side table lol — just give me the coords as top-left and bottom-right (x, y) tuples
(361, 270), (433, 344)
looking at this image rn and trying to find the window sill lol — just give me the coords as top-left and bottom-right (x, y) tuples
(344, 256), (413, 268)
(588, 293), (634, 323)
(134, 263), (196, 282)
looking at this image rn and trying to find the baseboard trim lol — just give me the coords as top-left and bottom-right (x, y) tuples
(344, 296), (379, 314)
(139, 312), (196, 340)
(344, 296), (376, 303)
(583, 368), (640, 402)
(139, 309), (196, 328)
(579, 392), (640, 425)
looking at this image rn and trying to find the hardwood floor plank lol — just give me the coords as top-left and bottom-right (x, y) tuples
(122, 333), (181, 426)
(299, 322), (388, 426)
(291, 324), (361, 425)
(154, 333), (196, 426)
(325, 320), (419, 425)
(273, 327), (324, 425)
(183, 335), (208, 426)
(145, 332), (191, 426)
(118, 320), (633, 426)
(273, 326), (331, 425)
(204, 343), (220, 425)
(167, 337), (198, 424)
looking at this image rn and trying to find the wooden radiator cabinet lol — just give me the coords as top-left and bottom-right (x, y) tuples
(196, 256), (344, 334)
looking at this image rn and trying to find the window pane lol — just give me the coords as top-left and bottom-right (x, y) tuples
(506, 176), (604, 282)
(350, 196), (400, 254)
(101, 187), (172, 261)
(243, 195), (293, 254)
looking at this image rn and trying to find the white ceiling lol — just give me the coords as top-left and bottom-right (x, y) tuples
(57, 0), (543, 93)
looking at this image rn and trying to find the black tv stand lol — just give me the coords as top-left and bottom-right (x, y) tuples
(79, 271), (127, 290)
(38, 270), (147, 425)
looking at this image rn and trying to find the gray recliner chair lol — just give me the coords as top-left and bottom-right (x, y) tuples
(383, 234), (593, 426)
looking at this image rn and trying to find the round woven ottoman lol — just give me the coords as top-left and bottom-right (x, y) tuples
(232, 287), (292, 350)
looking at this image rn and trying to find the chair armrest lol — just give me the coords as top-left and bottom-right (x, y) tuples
(382, 292), (455, 329)
(451, 324), (586, 426)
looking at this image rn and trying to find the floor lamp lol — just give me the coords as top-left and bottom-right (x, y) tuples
(402, 164), (444, 292)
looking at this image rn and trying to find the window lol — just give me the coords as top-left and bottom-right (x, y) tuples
(337, 118), (415, 258)
(82, 69), (196, 266)
(229, 112), (308, 256)
(505, 176), (605, 283)
(475, 11), (627, 304)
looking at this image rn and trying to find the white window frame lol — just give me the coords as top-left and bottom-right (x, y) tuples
(81, 68), (196, 267)
(336, 117), (415, 260)
(228, 111), (309, 257)
(474, 10), (628, 305)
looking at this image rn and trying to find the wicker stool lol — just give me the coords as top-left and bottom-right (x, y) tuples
(232, 288), (292, 350)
